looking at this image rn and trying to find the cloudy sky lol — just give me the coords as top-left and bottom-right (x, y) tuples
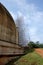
(0, 0), (43, 44)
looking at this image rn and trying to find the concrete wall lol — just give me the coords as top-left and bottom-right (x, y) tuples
(0, 41), (24, 55)
(0, 3), (24, 55)
(16, 27), (19, 44)
(0, 4), (16, 43)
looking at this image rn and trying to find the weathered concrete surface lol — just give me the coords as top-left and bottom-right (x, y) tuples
(0, 3), (24, 54)
(0, 3), (16, 43)
(0, 3), (24, 65)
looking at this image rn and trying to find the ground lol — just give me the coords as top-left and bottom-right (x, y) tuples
(35, 48), (43, 57)
(0, 48), (43, 65)
(14, 48), (43, 65)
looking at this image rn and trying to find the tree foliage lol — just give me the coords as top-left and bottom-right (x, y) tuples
(28, 41), (43, 48)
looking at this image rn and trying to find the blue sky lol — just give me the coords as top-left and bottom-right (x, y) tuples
(0, 0), (43, 44)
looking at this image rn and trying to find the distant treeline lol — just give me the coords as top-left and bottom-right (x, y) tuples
(28, 41), (43, 48)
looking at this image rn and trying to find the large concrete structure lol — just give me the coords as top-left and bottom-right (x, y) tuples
(0, 3), (24, 55)
(16, 16), (26, 46)
(0, 3), (16, 43)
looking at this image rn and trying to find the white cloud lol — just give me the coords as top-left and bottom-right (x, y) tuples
(31, 11), (43, 23)
(13, 0), (43, 43)
(29, 27), (40, 42)
(17, 11), (23, 17)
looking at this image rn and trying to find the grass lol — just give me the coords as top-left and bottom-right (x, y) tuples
(14, 50), (43, 65)
(40, 48), (43, 49)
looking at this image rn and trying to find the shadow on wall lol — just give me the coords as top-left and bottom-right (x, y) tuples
(5, 56), (22, 65)
(24, 46), (35, 54)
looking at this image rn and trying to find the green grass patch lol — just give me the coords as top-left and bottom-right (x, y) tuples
(40, 48), (43, 49)
(14, 51), (43, 65)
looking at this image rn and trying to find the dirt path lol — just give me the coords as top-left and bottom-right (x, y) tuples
(35, 48), (43, 57)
